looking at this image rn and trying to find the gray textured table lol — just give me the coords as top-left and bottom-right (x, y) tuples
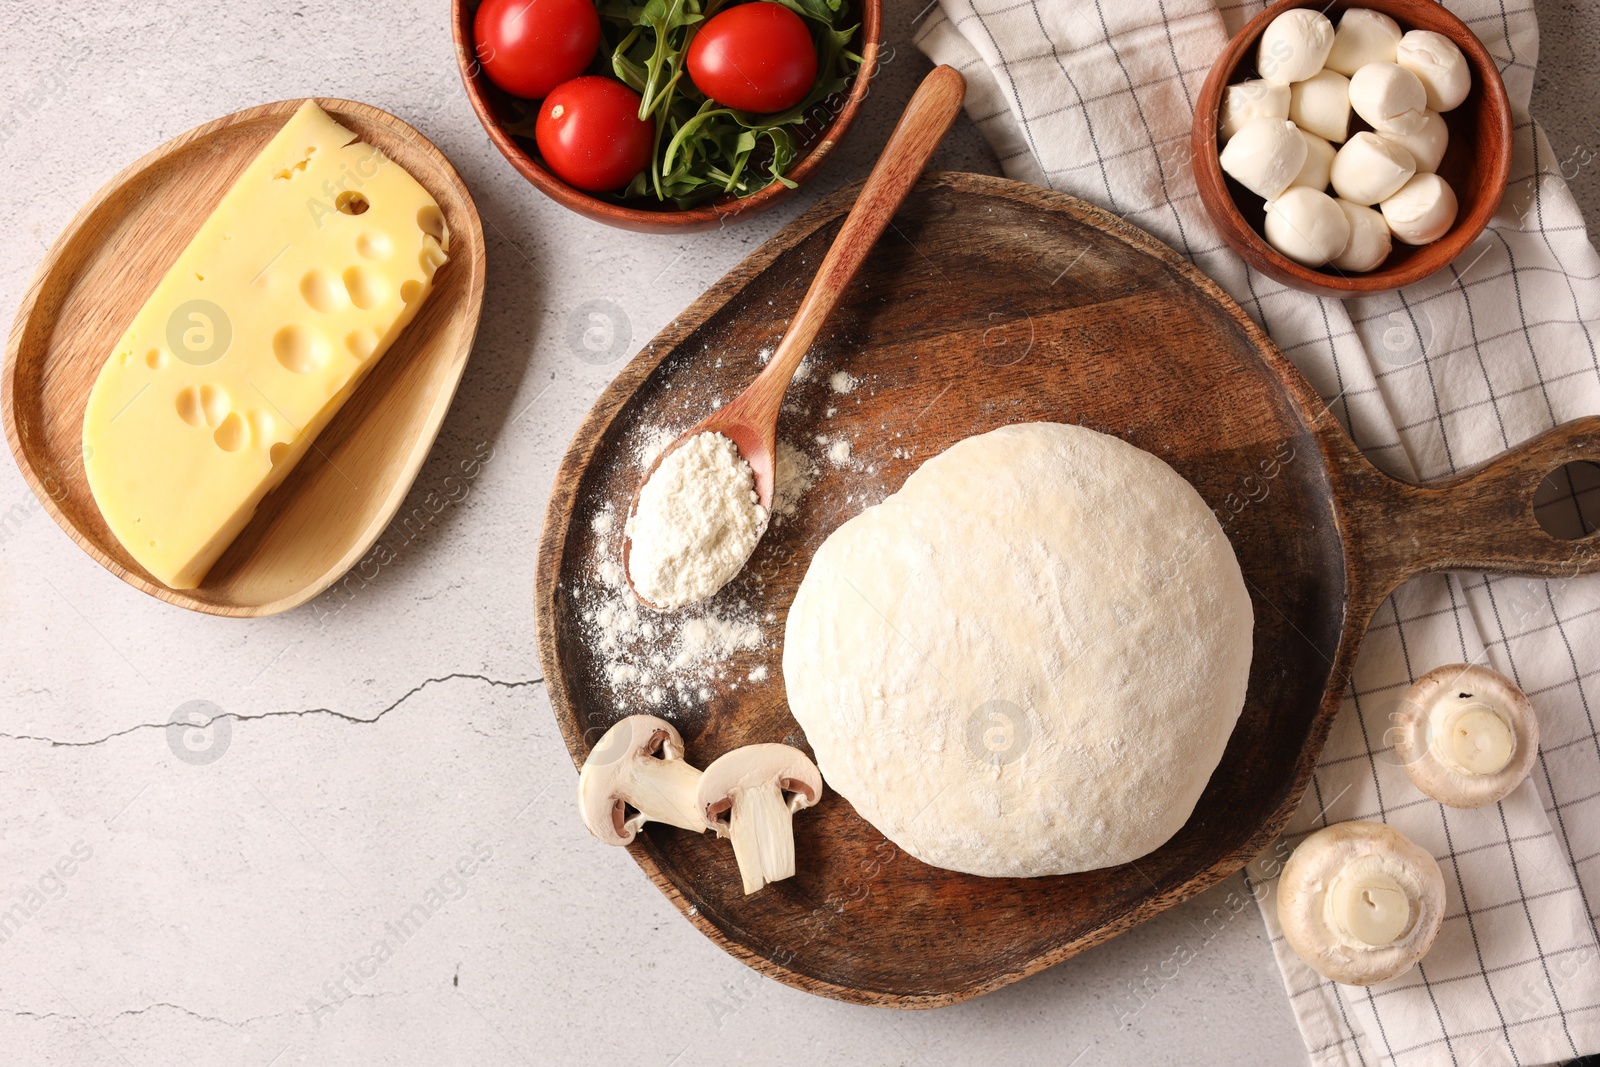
(0, 1), (1593, 1064)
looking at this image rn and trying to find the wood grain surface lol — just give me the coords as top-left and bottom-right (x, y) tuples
(2, 97), (487, 617)
(535, 172), (1600, 1007)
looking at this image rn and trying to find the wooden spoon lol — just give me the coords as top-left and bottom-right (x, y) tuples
(624, 65), (968, 609)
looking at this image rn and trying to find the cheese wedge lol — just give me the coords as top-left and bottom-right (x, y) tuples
(82, 101), (449, 589)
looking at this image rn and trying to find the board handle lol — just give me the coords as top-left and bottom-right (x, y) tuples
(1354, 415), (1600, 594)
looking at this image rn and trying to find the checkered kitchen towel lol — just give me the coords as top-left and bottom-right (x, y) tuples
(917, 1), (1600, 1064)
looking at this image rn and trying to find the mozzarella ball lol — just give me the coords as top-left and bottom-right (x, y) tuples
(1380, 110), (1449, 173)
(1325, 8), (1402, 75)
(1330, 199), (1392, 271)
(1221, 79), (1291, 142)
(1265, 187), (1352, 267)
(1331, 132), (1417, 205)
(1258, 9), (1335, 85)
(1349, 62), (1429, 135)
(1290, 69), (1353, 143)
(1396, 30), (1471, 112)
(1220, 118), (1308, 200)
(1381, 173), (1459, 244)
(1293, 130), (1336, 191)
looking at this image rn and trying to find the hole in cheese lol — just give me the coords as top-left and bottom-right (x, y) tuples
(176, 387), (204, 427)
(357, 232), (392, 260)
(300, 269), (348, 313)
(345, 329), (379, 360)
(269, 442), (290, 466)
(247, 410), (276, 444)
(145, 348), (166, 369)
(400, 280), (423, 304)
(273, 324), (331, 374)
(213, 412), (247, 452)
(336, 191), (370, 216)
(420, 238), (448, 277)
(417, 205), (446, 243)
(199, 384), (230, 427)
(342, 266), (389, 310)
(273, 147), (317, 180)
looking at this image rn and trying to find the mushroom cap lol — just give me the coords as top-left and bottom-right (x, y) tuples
(578, 714), (689, 846)
(1393, 664), (1539, 808)
(1277, 821), (1445, 986)
(695, 743), (824, 832)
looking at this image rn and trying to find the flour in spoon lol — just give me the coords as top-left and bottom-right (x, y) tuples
(626, 431), (769, 610)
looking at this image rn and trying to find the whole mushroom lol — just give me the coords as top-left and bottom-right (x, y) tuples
(1392, 663), (1540, 808)
(578, 715), (708, 845)
(696, 744), (824, 895)
(1278, 821), (1445, 986)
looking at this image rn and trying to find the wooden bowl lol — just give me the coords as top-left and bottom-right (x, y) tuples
(450, 0), (881, 234)
(1192, 0), (1512, 296)
(1, 98), (487, 617)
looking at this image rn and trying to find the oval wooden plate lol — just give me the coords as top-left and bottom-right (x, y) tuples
(2, 97), (487, 616)
(536, 172), (1600, 1007)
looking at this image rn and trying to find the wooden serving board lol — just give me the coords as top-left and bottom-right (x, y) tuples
(2, 98), (486, 617)
(535, 172), (1600, 1007)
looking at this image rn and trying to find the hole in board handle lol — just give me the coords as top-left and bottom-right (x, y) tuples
(1534, 461), (1600, 541)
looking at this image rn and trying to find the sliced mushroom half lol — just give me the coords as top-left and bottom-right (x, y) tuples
(1278, 820), (1445, 986)
(1394, 663), (1539, 808)
(696, 744), (824, 895)
(578, 715), (707, 845)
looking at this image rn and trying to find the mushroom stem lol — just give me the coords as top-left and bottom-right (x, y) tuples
(627, 754), (706, 834)
(1429, 702), (1514, 776)
(696, 743), (823, 895)
(726, 785), (798, 895)
(578, 715), (709, 846)
(1326, 856), (1413, 947)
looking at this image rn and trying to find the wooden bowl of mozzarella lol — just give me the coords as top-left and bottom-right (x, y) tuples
(1192, 0), (1511, 296)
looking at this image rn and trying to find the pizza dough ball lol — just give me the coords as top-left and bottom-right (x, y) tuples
(1290, 69), (1352, 143)
(1330, 199), (1392, 271)
(783, 423), (1254, 878)
(1220, 118), (1307, 201)
(1380, 110), (1449, 174)
(1220, 79), (1291, 142)
(1381, 173), (1459, 244)
(1349, 62), (1429, 136)
(1292, 130), (1336, 192)
(1396, 30), (1471, 112)
(1265, 187), (1351, 267)
(1325, 8), (1401, 75)
(1331, 132), (1416, 205)
(1258, 8), (1335, 85)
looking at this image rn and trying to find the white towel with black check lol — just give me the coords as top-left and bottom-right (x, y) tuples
(917, 1), (1600, 1064)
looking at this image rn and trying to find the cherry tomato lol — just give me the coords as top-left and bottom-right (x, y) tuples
(474, 0), (600, 100)
(687, 3), (819, 113)
(536, 77), (655, 192)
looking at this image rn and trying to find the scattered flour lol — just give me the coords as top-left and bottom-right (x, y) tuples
(772, 440), (817, 524)
(626, 431), (769, 610)
(748, 666), (770, 683)
(581, 548), (771, 709)
(672, 613), (763, 670)
(829, 370), (857, 394)
(634, 426), (677, 469)
(826, 437), (852, 466)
